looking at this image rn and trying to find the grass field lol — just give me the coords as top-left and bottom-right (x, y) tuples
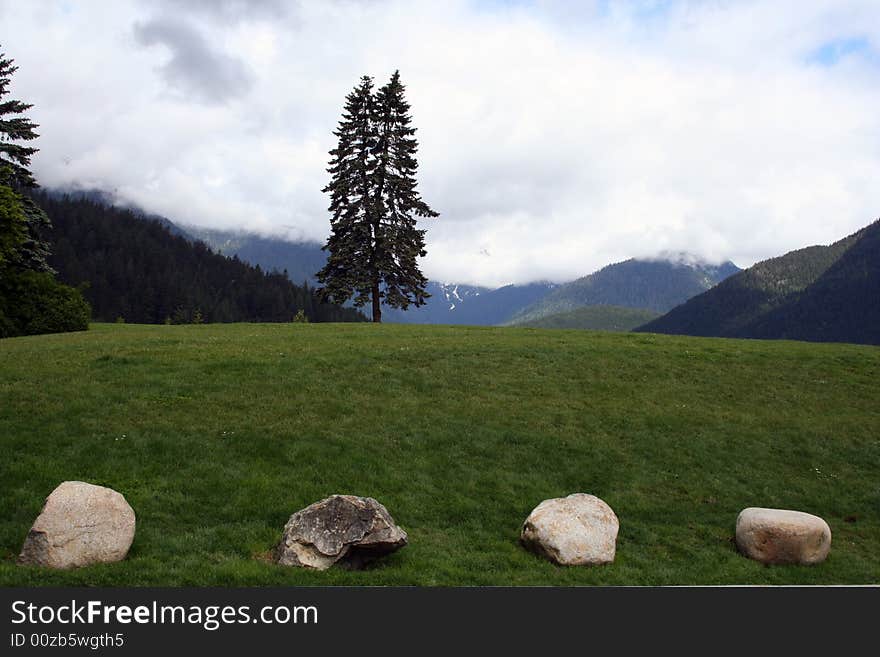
(1, 322), (878, 585)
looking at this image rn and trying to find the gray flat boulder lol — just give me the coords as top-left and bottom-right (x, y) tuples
(735, 507), (831, 565)
(18, 481), (136, 569)
(520, 493), (619, 566)
(276, 495), (407, 570)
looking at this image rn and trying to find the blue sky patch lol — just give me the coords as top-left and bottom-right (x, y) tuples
(807, 36), (873, 66)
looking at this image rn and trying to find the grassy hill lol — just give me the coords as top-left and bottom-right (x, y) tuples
(1, 323), (878, 585)
(506, 305), (659, 331)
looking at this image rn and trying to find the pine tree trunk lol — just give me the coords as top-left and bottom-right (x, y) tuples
(371, 280), (382, 323)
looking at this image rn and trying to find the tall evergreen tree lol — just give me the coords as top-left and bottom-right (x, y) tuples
(317, 76), (378, 312)
(0, 46), (52, 273)
(317, 72), (438, 322)
(372, 71), (438, 317)
(0, 47), (89, 337)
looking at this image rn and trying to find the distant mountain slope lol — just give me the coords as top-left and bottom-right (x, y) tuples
(507, 257), (740, 324)
(637, 219), (879, 345)
(746, 221), (880, 344)
(183, 226), (326, 286)
(36, 192), (365, 324)
(507, 305), (660, 331)
(382, 281), (556, 325)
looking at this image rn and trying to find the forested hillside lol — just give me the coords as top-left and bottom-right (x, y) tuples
(638, 219), (879, 345)
(745, 219), (880, 344)
(36, 192), (365, 324)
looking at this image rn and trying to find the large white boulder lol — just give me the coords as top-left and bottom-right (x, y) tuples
(18, 481), (136, 569)
(735, 507), (831, 565)
(276, 495), (407, 570)
(520, 493), (619, 566)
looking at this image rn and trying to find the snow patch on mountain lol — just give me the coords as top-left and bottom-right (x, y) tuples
(435, 282), (488, 311)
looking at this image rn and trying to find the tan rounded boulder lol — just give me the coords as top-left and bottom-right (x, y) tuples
(18, 481), (136, 569)
(520, 493), (619, 566)
(735, 507), (831, 565)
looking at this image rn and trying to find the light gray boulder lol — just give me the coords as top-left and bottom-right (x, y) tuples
(520, 493), (619, 566)
(735, 507), (831, 565)
(276, 495), (407, 570)
(18, 481), (136, 569)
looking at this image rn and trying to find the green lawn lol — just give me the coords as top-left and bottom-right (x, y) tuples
(1, 322), (878, 585)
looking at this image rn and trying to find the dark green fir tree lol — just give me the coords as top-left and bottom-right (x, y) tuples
(373, 71), (438, 316)
(0, 46), (89, 337)
(0, 45), (52, 273)
(317, 76), (378, 313)
(317, 71), (438, 322)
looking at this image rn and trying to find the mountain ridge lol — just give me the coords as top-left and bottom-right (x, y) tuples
(183, 223), (742, 326)
(505, 257), (741, 325)
(42, 187), (743, 327)
(637, 219), (879, 345)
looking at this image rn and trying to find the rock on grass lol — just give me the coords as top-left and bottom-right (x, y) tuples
(276, 495), (407, 570)
(18, 481), (136, 569)
(520, 493), (619, 566)
(735, 507), (831, 565)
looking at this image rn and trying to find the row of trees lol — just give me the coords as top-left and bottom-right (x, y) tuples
(0, 46), (90, 337)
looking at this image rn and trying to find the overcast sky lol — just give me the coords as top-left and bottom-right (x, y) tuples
(2, 0), (879, 287)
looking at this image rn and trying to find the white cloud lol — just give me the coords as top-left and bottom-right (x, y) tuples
(2, 0), (879, 287)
